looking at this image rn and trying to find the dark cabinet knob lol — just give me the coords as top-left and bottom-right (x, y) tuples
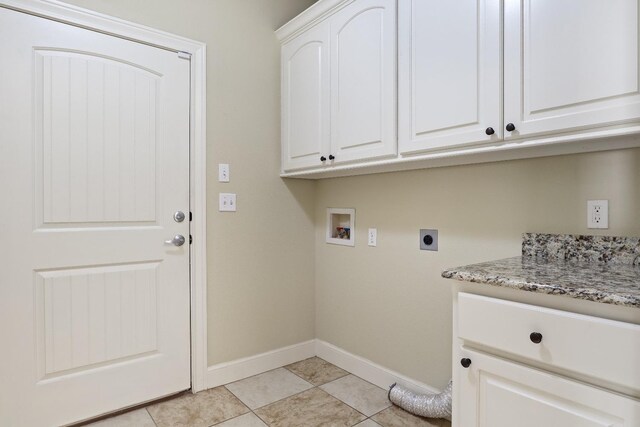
(320, 156), (327, 162)
(460, 358), (472, 368)
(530, 332), (543, 344)
(329, 154), (335, 160)
(506, 123), (516, 132)
(485, 127), (495, 135)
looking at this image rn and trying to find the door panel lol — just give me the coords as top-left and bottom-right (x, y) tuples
(330, 0), (397, 163)
(0, 7), (190, 426)
(281, 22), (330, 171)
(459, 349), (640, 427)
(399, 0), (502, 154)
(504, 0), (640, 138)
(36, 50), (158, 225)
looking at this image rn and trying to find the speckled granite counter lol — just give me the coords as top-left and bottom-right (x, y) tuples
(442, 233), (640, 308)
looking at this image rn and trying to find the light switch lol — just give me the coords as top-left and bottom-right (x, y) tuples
(219, 193), (236, 212)
(218, 164), (230, 182)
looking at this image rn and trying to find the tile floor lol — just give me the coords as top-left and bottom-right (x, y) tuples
(87, 357), (451, 427)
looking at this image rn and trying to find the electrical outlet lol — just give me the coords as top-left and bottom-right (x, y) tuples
(218, 164), (230, 182)
(587, 200), (608, 229)
(219, 193), (236, 212)
(368, 228), (377, 247)
(420, 229), (438, 251)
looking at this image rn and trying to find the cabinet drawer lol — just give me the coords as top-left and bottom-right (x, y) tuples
(457, 293), (640, 393)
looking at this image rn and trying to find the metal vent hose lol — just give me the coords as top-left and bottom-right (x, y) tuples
(388, 380), (452, 421)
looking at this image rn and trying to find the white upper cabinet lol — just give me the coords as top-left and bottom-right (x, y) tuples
(281, 22), (330, 171)
(277, 0), (640, 177)
(504, 0), (640, 138)
(330, 0), (397, 163)
(399, 0), (501, 154)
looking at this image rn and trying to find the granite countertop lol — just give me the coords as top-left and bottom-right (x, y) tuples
(441, 234), (640, 309)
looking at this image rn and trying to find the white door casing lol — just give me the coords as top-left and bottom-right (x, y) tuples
(0, 7), (192, 426)
(398, 0), (502, 154)
(330, 0), (397, 164)
(504, 0), (640, 138)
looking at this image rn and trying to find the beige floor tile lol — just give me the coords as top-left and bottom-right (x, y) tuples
(354, 419), (382, 427)
(371, 405), (451, 427)
(254, 388), (366, 427)
(319, 375), (391, 417)
(85, 409), (156, 427)
(285, 357), (349, 386)
(214, 412), (267, 427)
(147, 387), (249, 427)
(225, 368), (313, 409)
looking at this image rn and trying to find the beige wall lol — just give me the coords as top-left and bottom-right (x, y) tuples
(60, 0), (319, 365)
(55, 1), (640, 390)
(315, 147), (640, 389)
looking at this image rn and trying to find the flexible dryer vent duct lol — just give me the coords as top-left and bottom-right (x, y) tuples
(388, 380), (452, 421)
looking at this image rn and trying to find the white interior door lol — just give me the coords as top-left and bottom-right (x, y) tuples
(0, 7), (191, 426)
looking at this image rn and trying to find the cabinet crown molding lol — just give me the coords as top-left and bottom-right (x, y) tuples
(276, 0), (355, 43)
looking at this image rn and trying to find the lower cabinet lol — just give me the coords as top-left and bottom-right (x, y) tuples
(458, 349), (640, 427)
(453, 292), (640, 426)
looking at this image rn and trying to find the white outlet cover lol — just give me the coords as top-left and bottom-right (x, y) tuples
(219, 193), (236, 212)
(587, 200), (608, 229)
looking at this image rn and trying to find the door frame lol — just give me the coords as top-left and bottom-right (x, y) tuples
(0, 0), (209, 393)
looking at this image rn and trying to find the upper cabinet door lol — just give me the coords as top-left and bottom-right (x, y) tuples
(504, 0), (640, 139)
(281, 22), (330, 172)
(330, 0), (397, 164)
(399, 0), (502, 155)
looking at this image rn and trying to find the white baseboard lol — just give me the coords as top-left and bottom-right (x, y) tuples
(205, 340), (316, 389)
(315, 340), (441, 394)
(204, 338), (440, 396)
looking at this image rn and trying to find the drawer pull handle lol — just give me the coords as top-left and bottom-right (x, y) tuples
(530, 332), (543, 344)
(460, 358), (472, 368)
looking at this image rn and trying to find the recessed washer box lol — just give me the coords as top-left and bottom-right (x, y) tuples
(326, 208), (355, 246)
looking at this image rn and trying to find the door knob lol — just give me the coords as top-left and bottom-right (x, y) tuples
(328, 154), (335, 160)
(506, 123), (516, 132)
(485, 127), (495, 135)
(460, 358), (472, 368)
(165, 235), (186, 246)
(320, 156), (327, 162)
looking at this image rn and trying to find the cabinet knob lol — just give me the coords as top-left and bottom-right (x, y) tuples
(320, 156), (327, 162)
(485, 127), (495, 136)
(460, 358), (472, 368)
(530, 332), (543, 344)
(329, 154), (335, 160)
(506, 123), (516, 132)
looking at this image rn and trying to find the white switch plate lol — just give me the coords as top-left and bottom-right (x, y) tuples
(218, 164), (230, 182)
(219, 193), (236, 212)
(368, 228), (377, 247)
(587, 200), (608, 229)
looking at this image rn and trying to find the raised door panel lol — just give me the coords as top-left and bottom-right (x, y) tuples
(330, 0), (397, 164)
(458, 349), (640, 427)
(504, 0), (640, 138)
(281, 22), (330, 171)
(399, 0), (501, 154)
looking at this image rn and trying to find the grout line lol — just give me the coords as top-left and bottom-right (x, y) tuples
(144, 407), (158, 427)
